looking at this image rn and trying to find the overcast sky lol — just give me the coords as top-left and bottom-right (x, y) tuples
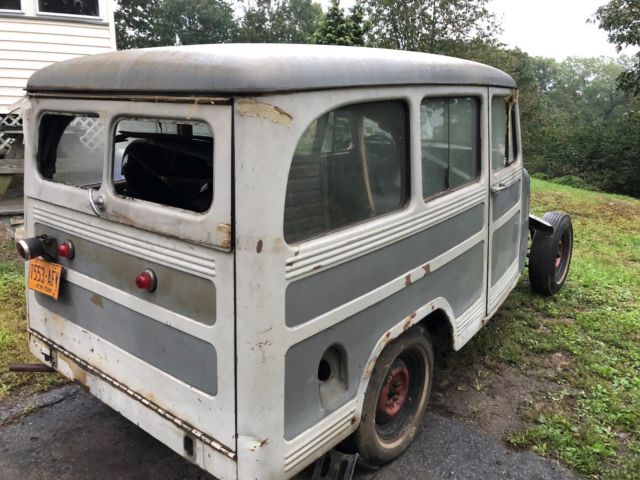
(322, 0), (635, 60)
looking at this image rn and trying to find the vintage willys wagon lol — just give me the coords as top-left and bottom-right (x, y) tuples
(15, 44), (572, 479)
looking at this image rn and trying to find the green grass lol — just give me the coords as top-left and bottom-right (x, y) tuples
(0, 241), (62, 400)
(454, 178), (640, 479)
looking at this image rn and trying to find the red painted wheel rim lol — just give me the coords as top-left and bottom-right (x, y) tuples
(377, 362), (410, 418)
(555, 239), (564, 270)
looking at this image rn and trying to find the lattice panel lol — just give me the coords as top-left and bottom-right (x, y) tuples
(0, 113), (23, 154)
(69, 116), (105, 152)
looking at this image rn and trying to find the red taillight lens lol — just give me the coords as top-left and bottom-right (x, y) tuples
(57, 241), (74, 259)
(135, 270), (156, 291)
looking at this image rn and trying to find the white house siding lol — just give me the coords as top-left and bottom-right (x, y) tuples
(0, 10), (116, 114)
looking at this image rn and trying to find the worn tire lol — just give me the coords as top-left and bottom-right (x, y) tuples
(354, 326), (434, 466)
(529, 211), (573, 296)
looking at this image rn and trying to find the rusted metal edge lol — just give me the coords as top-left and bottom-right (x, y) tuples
(27, 92), (231, 105)
(28, 328), (236, 460)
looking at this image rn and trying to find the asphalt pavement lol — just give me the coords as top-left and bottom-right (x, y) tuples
(0, 384), (578, 480)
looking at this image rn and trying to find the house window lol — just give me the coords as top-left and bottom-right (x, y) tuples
(38, 0), (99, 17)
(284, 101), (409, 243)
(421, 97), (480, 198)
(0, 0), (22, 10)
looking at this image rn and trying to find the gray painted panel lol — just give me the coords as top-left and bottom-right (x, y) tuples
(284, 243), (484, 439)
(491, 214), (521, 286)
(36, 283), (218, 395)
(492, 180), (520, 221)
(35, 224), (216, 325)
(286, 204), (484, 327)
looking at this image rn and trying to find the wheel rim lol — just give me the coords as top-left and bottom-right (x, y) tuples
(377, 362), (410, 418)
(554, 229), (571, 283)
(374, 348), (427, 441)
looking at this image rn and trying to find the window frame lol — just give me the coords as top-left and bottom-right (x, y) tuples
(35, 0), (103, 20)
(283, 98), (412, 245)
(490, 94), (519, 171)
(420, 94), (483, 202)
(110, 115), (215, 215)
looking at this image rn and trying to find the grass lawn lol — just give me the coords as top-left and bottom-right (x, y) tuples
(0, 241), (62, 401)
(0, 178), (638, 478)
(454, 178), (640, 479)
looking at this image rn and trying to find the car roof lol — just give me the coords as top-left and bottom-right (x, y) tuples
(27, 43), (517, 95)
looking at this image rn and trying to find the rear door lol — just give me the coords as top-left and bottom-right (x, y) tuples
(487, 88), (523, 314)
(24, 98), (235, 450)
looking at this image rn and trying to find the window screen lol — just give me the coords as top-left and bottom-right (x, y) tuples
(39, 0), (99, 16)
(491, 96), (516, 170)
(38, 113), (105, 188)
(0, 0), (21, 10)
(421, 97), (480, 198)
(284, 101), (409, 244)
(113, 118), (213, 213)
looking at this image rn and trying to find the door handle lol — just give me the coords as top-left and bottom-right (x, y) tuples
(88, 188), (105, 216)
(491, 182), (508, 194)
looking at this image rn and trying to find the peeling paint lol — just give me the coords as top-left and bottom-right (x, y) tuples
(90, 294), (103, 308)
(238, 99), (293, 127)
(217, 223), (232, 250)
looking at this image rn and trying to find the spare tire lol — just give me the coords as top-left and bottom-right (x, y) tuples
(529, 211), (573, 296)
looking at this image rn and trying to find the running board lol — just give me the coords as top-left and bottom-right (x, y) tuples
(311, 450), (378, 480)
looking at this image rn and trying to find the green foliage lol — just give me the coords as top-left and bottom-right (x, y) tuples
(457, 179), (640, 478)
(362, 0), (501, 54)
(593, 0), (640, 96)
(240, 0), (323, 43)
(115, 0), (164, 49)
(312, 0), (368, 46)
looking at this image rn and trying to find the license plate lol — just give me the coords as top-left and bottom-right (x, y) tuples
(28, 258), (62, 300)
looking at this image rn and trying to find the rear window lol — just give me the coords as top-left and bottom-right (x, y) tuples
(38, 113), (105, 188)
(113, 118), (214, 213)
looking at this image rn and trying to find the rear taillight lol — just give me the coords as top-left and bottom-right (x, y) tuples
(135, 270), (157, 292)
(57, 241), (75, 259)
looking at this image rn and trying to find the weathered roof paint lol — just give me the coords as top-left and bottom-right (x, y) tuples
(27, 43), (516, 95)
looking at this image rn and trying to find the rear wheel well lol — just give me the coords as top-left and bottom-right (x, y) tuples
(418, 309), (454, 358)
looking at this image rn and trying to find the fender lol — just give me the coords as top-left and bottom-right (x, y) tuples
(529, 214), (554, 236)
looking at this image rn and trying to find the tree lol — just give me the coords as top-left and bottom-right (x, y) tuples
(159, 0), (239, 45)
(115, 0), (239, 49)
(115, 0), (164, 49)
(593, 0), (640, 95)
(312, 0), (368, 46)
(239, 0), (323, 43)
(363, 0), (501, 54)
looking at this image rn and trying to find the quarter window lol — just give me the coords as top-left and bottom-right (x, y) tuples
(38, 0), (99, 17)
(38, 113), (105, 188)
(421, 97), (480, 199)
(491, 96), (516, 170)
(284, 101), (409, 244)
(112, 118), (214, 213)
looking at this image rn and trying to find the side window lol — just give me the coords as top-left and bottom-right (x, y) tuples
(491, 96), (516, 170)
(421, 97), (480, 199)
(38, 113), (105, 188)
(284, 101), (409, 244)
(112, 118), (214, 213)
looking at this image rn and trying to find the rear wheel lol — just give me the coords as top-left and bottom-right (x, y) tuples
(354, 327), (433, 465)
(529, 211), (573, 296)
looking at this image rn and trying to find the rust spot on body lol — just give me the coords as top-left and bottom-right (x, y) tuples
(90, 294), (103, 308)
(404, 274), (412, 286)
(256, 240), (263, 254)
(423, 264), (431, 275)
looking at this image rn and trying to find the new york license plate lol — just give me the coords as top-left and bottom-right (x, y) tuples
(28, 258), (62, 300)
